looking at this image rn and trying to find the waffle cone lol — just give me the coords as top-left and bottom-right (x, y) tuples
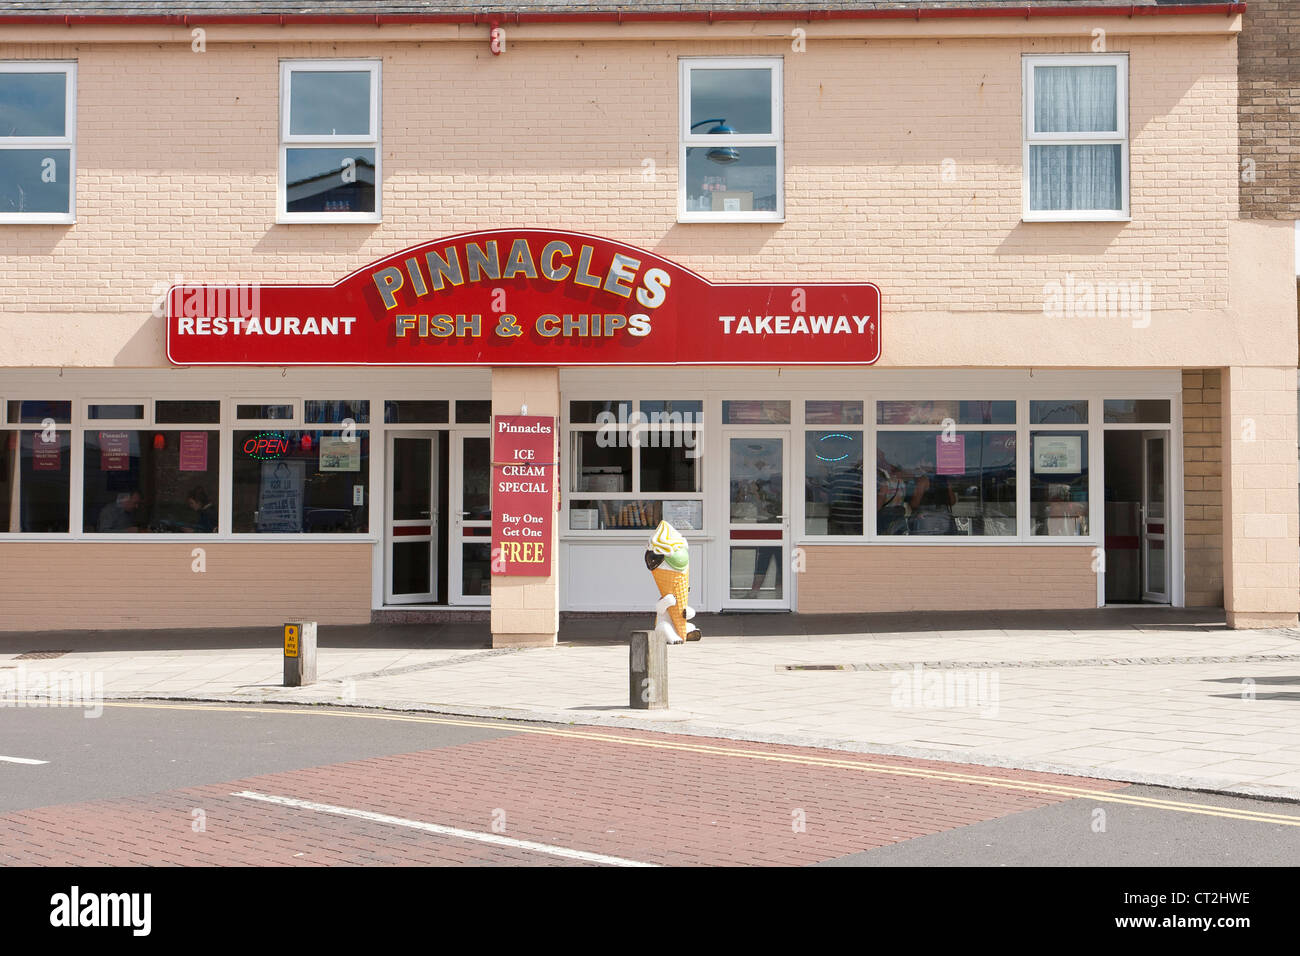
(651, 565), (690, 640)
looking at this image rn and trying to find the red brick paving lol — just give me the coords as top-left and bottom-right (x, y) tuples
(0, 725), (1130, 866)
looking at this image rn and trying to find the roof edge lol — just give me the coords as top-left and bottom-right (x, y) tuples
(0, 5), (1250, 29)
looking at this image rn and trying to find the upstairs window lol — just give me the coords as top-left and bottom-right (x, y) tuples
(0, 62), (75, 224)
(680, 58), (783, 223)
(279, 60), (380, 222)
(1023, 55), (1128, 221)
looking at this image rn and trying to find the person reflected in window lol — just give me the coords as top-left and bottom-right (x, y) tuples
(827, 457), (863, 535)
(1044, 482), (1087, 535)
(97, 490), (142, 533)
(183, 486), (216, 533)
(876, 462), (909, 535)
(909, 473), (957, 535)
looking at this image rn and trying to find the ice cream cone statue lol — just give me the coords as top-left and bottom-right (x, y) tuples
(644, 520), (701, 644)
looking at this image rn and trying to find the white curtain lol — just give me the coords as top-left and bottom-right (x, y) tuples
(1031, 65), (1122, 211)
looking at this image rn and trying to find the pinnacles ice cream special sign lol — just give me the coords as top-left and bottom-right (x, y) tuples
(166, 229), (880, 366)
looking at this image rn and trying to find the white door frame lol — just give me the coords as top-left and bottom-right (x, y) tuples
(384, 429), (440, 605)
(720, 429), (791, 610)
(449, 428), (491, 606)
(1141, 429), (1171, 604)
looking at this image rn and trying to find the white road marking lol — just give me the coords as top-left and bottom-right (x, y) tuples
(0, 755), (49, 765)
(231, 790), (657, 867)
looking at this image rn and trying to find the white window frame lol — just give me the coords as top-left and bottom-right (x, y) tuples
(278, 59), (381, 224)
(1022, 54), (1129, 223)
(679, 57), (784, 224)
(0, 61), (76, 225)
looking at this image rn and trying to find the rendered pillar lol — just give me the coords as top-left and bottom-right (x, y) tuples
(1221, 365), (1300, 628)
(490, 367), (560, 648)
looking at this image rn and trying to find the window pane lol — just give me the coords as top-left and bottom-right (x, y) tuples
(231, 430), (370, 533)
(0, 430), (70, 532)
(304, 399), (370, 424)
(1034, 65), (1117, 133)
(7, 400), (71, 424)
(462, 543), (492, 597)
(730, 437), (783, 524)
(156, 400), (221, 424)
(685, 146), (777, 213)
(1030, 400), (1088, 424)
(805, 430), (863, 536)
(730, 546), (783, 600)
(83, 431), (221, 534)
(1104, 399), (1171, 424)
(462, 436), (491, 521)
(285, 148), (375, 214)
(689, 68), (772, 134)
(384, 400), (448, 423)
(455, 400), (492, 424)
(570, 400), (630, 424)
(876, 431), (1017, 536)
(877, 400), (1015, 426)
(640, 442), (700, 493)
(570, 432), (631, 492)
(723, 400), (790, 424)
(236, 403), (293, 421)
(640, 400), (703, 416)
(87, 404), (144, 421)
(1031, 431), (1089, 536)
(0, 149), (71, 214)
(1029, 144), (1122, 212)
(569, 499), (662, 531)
(0, 71), (65, 136)
(805, 400), (864, 425)
(288, 70), (371, 136)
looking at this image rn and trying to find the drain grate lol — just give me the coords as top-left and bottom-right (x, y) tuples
(14, 650), (72, 660)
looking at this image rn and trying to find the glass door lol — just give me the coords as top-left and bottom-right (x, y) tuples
(450, 430), (492, 605)
(723, 432), (790, 609)
(386, 431), (439, 604)
(1141, 430), (1170, 603)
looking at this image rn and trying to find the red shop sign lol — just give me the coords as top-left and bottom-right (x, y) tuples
(166, 229), (880, 367)
(491, 415), (555, 576)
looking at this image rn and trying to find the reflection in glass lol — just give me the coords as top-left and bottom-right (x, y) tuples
(462, 437), (491, 521)
(462, 543), (492, 597)
(82, 430), (221, 534)
(570, 432), (631, 492)
(722, 401), (790, 425)
(231, 430), (369, 533)
(1104, 399), (1171, 424)
(392, 540), (431, 595)
(689, 68), (773, 134)
(876, 431), (1016, 536)
(289, 70), (371, 136)
(730, 546), (783, 600)
(285, 148), (375, 213)
(0, 150), (70, 214)
(391, 437), (431, 521)
(685, 147), (776, 213)
(730, 438), (783, 524)
(1030, 400), (1088, 424)
(805, 401), (864, 425)
(0, 71), (66, 136)
(805, 431), (863, 536)
(877, 400), (1015, 425)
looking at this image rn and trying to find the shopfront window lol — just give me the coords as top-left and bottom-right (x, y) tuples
(0, 429), (70, 532)
(876, 431), (1017, 536)
(805, 430), (864, 536)
(1030, 430), (1089, 536)
(680, 58), (783, 221)
(83, 430), (221, 533)
(567, 398), (703, 531)
(232, 429), (370, 533)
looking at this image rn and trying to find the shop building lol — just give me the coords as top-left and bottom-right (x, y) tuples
(0, 1), (1295, 643)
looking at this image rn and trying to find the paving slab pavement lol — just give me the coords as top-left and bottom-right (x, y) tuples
(2, 609), (1299, 801)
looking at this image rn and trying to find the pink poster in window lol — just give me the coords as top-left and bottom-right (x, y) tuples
(935, 434), (966, 475)
(32, 436), (60, 471)
(179, 431), (208, 471)
(99, 431), (131, 471)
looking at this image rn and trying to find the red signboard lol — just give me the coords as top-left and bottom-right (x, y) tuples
(491, 415), (555, 576)
(166, 229), (880, 367)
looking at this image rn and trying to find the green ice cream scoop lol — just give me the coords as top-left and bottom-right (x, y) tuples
(664, 546), (689, 571)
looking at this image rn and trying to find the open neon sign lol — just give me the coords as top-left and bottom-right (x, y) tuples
(243, 432), (291, 460)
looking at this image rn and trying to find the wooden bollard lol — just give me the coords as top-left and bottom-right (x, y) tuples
(629, 629), (668, 709)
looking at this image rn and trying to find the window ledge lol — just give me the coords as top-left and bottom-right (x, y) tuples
(0, 214), (75, 225)
(1022, 213), (1131, 224)
(276, 213), (382, 225)
(677, 213), (785, 225)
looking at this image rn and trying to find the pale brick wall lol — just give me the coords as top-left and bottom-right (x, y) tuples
(0, 542), (372, 630)
(798, 545), (1095, 613)
(0, 31), (1241, 367)
(1183, 368), (1225, 607)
